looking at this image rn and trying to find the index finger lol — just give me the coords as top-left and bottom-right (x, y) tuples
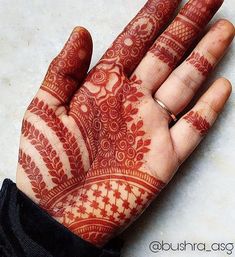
(99, 0), (181, 76)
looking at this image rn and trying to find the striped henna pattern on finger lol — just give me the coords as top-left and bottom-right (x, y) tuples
(150, 0), (223, 69)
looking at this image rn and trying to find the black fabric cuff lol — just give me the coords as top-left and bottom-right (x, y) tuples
(0, 179), (123, 257)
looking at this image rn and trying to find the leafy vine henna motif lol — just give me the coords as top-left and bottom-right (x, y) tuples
(150, 0), (223, 69)
(28, 98), (84, 176)
(184, 111), (211, 135)
(101, 0), (180, 75)
(186, 52), (213, 76)
(18, 150), (48, 199)
(22, 120), (68, 184)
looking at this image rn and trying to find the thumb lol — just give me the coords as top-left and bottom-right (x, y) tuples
(39, 26), (93, 106)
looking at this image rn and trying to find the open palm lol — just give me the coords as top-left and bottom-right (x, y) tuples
(17, 0), (234, 247)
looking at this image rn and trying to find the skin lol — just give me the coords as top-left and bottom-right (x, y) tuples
(16, 0), (234, 247)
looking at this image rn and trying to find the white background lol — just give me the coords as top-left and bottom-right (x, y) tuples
(0, 1), (234, 256)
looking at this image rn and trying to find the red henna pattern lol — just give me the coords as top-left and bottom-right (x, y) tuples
(20, 67), (165, 245)
(101, 0), (180, 75)
(22, 120), (68, 185)
(156, 35), (185, 56)
(41, 27), (92, 103)
(18, 149), (48, 199)
(184, 111), (211, 135)
(17, 0), (212, 246)
(152, 44), (178, 69)
(150, 0), (222, 69)
(28, 98), (84, 176)
(69, 63), (146, 165)
(186, 52), (213, 76)
(181, 0), (223, 27)
(165, 17), (199, 48)
(40, 168), (164, 246)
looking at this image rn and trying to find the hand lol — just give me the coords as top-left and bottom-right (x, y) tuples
(16, 0), (234, 247)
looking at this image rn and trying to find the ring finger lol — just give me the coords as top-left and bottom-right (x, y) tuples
(154, 19), (235, 121)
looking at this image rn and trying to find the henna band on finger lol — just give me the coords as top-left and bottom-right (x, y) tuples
(153, 98), (177, 122)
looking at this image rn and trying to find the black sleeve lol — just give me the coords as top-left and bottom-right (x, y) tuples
(0, 179), (123, 257)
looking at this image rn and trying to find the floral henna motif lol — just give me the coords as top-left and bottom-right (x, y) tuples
(150, 0), (223, 69)
(69, 61), (146, 164)
(184, 111), (211, 135)
(186, 52), (213, 76)
(101, 0), (180, 75)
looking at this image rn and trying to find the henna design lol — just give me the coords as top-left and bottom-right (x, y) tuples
(22, 120), (68, 185)
(43, 169), (165, 246)
(18, 149), (48, 199)
(152, 44), (178, 69)
(184, 111), (211, 135)
(186, 52), (213, 76)
(41, 27), (92, 103)
(101, 0), (180, 75)
(28, 98), (84, 176)
(156, 35), (185, 56)
(150, 0), (223, 69)
(19, 66), (165, 246)
(19, 0), (224, 247)
(181, 0), (223, 27)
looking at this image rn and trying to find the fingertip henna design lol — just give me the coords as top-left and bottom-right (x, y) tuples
(41, 28), (92, 103)
(184, 111), (211, 135)
(181, 0), (223, 28)
(186, 52), (213, 76)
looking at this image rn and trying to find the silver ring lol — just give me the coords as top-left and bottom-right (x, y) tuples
(153, 98), (177, 122)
